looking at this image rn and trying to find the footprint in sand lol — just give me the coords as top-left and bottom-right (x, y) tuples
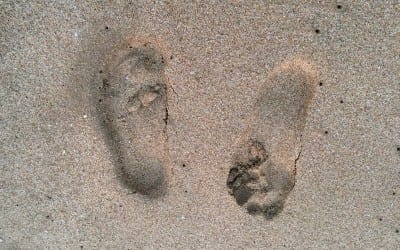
(227, 58), (318, 219)
(99, 39), (170, 197)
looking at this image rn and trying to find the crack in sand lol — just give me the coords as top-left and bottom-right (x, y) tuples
(294, 138), (302, 176)
(162, 80), (169, 141)
(163, 105), (169, 141)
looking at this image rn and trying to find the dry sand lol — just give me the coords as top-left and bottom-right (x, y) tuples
(1, 1), (400, 249)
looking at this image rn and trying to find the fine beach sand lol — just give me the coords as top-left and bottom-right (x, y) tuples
(1, 1), (400, 249)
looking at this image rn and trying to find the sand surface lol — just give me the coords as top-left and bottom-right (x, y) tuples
(1, 1), (400, 249)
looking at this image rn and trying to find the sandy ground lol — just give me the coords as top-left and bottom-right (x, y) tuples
(1, 1), (400, 249)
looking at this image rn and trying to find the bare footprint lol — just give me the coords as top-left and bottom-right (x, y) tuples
(99, 38), (170, 197)
(227, 58), (318, 219)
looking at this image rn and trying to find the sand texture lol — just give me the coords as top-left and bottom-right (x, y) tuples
(1, 1), (400, 249)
